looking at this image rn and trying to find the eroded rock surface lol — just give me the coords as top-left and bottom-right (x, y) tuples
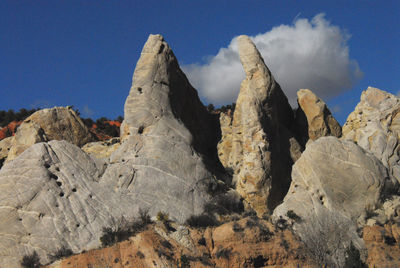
(82, 138), (120, 160)
(342, 87), (400, 184)
(102, 34), (222, 223)
(273, 136), (399, 265)
(295, 89), (341, 146)
(219, 35), (301, 216)
(6, 107), (95, 161)
(0, 141), (137, 267)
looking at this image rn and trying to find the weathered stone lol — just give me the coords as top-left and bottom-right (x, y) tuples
(6, 107), (95, 161)
(274, 136), (396, 223)
(0, 136), (12, 168)
(82, 137), (120, 160)
(220, 35), (301, 216)
(217, 110), (233, 169)
(273, 136), (398, 265)
(295, 89), (342, 146)
(102, 34), (223, 223)
(0, 141), (137, 267)
(342, 87), (400, 184)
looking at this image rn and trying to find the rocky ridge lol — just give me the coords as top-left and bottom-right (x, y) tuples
(0, 33), (399, 267)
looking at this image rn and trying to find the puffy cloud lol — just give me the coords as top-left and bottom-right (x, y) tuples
(183, 14), (362, 107)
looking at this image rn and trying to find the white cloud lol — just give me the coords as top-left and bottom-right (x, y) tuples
(183, 13), (363, 107)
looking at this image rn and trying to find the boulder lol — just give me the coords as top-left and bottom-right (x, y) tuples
(6, 107), (95, 161)
(0, 140), (137, 267)
(273, 136), (398, 266)
(218, 35), (301, 216)
(295, 89), (341, 146)
(102, 34), (223, 223)
(82, 137), (120, 160)
(342, 87), (400, 184)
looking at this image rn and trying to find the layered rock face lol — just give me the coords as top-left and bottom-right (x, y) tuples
(6, 107), (94, 161)
(218, 35), (301, 216)
(342, 87), (400, 184)
(273, 136), (399, 265)
(295, 89), (342, 146)
(101, 34), (222, 223)
(0, 141), (138, 267)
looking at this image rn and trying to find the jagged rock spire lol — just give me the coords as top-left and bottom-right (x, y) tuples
(219, 35), (301, 216)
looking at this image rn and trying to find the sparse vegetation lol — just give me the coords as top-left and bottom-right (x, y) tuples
(20, 251), (41, 268)
(100, 210), (152, 247)
(203, 193), (244, 216)
(215, 247), (232, 259)
(186, 213), (219, 228)
(286, 210), (302, 222)
(384, 235), (396, 245)
(343, 242), (367, 268)
(296, 211), (355, 268)
(48, 245), (73, 261)
(232, 222), (244, 232)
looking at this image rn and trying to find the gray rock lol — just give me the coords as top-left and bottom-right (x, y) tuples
(82, 137), (121, 160)
(0, 141), (137, 267)
(103, 34), (222, 223)
(342, 87), (400, 185)
(0, 136), (12, 168)
(273, 136), (398, 265)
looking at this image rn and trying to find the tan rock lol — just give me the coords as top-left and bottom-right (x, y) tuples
(342, 87), (400, 184)
(82, 138), (120, 159)
(295, 89), (341, 145)
(0, 136), (12, 167)
(6, 107), (95, 161)
(217, 110), (233, 169)
(221, 35), (301, 216)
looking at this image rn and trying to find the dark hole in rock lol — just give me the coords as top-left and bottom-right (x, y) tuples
(137, 87), (142, 94)
(138, 126), (144, 134)
(56, 181), (62, 187)
(72, 188), (77, 192)
(19, 218), (22, 221)
(59, 192), (64, 197)
(44, 163), (50, 168)
(55, 167), (60, 171)
(76, 223), (80, 228)
(89, 194), (93, 198)
(49, 173), (58, 180)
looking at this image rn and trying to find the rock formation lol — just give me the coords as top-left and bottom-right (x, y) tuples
(0, 136), (12, 168)
(6, 107), (95, 161)
(218, 35), (301, 216)
(273, 136), (399, 265)
(295, 89), (342, 146)
(101, 34), (223, 223)
(0, 141), (138, 267)
(342, 87), (400, 184)
(82, 138), (121, 160)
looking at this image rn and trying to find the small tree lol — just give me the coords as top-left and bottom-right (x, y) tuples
(21, 251), (41, 268)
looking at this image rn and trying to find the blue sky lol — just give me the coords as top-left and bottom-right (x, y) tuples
(0, 1), (399, 123)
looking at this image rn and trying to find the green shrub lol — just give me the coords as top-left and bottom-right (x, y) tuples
(21, 251), (41, 268)
(157, 211), (169, 222)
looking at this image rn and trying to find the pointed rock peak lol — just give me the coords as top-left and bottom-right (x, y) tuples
(237, 35), (266, 76)
(295, 89), (341, 145)
(361, 86), (397, 107)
